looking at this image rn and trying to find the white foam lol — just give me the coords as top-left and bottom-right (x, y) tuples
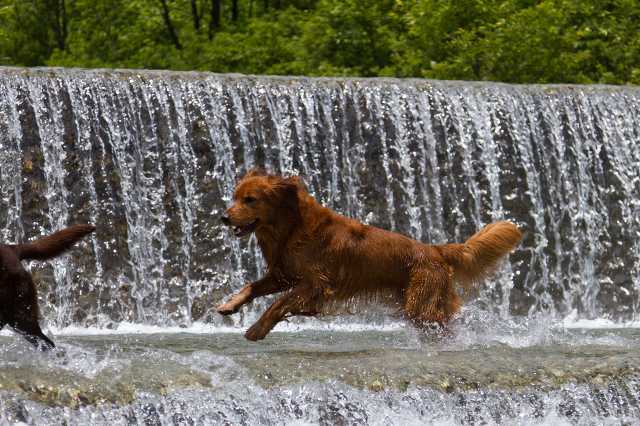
(50, 322), (232, 336)
(561, 317), (640, 329)
(3, 313), (638, 339)
(40, 319), (406, 336)
(558, 309), (640, 329)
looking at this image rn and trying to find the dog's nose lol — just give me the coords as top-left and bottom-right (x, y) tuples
(220, 215), (230, 225)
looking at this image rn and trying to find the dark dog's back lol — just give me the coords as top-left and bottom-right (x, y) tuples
(0, 224), (95, 350)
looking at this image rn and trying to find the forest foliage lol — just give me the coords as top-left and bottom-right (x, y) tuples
(1, 0), (639, 84)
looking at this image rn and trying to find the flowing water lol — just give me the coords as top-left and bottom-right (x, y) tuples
(1, 67), (640, 424)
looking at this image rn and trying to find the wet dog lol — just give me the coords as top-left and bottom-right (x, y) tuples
(0, 225), (95, 350)
(217, 170), (521, 341)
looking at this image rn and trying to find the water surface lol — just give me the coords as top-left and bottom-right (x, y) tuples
(2, 316), (639, 425)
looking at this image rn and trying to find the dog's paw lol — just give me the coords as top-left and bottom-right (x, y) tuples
(216, 292), (250, 316)
(216, 302), (239, 316)
(244, 324), (267, 341)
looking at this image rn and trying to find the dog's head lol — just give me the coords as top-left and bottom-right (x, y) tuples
(221, 169), (306, 237)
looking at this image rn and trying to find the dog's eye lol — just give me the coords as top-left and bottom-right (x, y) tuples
(244, 196), (257, 203)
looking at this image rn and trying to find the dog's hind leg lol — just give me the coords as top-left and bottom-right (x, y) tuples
(217, 274), (293, 315)
(403, 264), (461, 327)
(244, 286), (321, 341)
(9, 274), (55, 350)
(10, 306), (55, 351)
(9, 302), (55, 350)
(13, 322), (55, 351)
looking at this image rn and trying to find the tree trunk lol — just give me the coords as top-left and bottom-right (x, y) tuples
(208, 0), (221, 40)
(159, 0), (182, 50)
(47, 0), (68, 51)
(232, 0), (239, 21)
(191, 0), (201, 31)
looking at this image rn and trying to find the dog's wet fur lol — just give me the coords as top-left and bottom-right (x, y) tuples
(0, 225), (95, 350)
(218, 169), (522, 341)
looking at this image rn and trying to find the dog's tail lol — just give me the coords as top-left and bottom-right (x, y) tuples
(13, 224), (96, 261)
(438, 221), (522, 291)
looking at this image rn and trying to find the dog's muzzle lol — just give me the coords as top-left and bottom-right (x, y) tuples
(221, 216), (259, 237)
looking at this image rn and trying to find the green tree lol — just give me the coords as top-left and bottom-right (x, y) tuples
(399, 0), (640, 84)
(0, 0), (638, 84)
(300, 0), (404, 76)
(0, 0), (71, 66)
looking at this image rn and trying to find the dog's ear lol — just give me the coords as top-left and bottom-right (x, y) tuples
(283, 175), (306, 192)
(274, 175), (306, 209)
(244, 167), (268, 178)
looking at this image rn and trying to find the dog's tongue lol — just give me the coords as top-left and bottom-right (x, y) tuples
(233, 224), (250, 237)
(232, 220), (258, 237)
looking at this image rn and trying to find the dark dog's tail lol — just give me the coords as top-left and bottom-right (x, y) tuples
(14, 224), (96, 261)
(438, 221), (522, 291)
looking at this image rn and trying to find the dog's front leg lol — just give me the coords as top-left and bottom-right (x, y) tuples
(244, 287), (318, 341)
(216, 274), (290, 316)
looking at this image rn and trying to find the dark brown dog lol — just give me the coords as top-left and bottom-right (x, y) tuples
(217, 170), (522, 341)
(0, 224), (95, 350)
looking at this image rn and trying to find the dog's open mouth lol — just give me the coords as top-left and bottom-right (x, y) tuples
(233, 220), (259, 237)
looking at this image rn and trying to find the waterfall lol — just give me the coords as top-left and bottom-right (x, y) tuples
(1, 67), (639, 328)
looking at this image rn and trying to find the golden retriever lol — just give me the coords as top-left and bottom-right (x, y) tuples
(217, 170), (521, 341)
